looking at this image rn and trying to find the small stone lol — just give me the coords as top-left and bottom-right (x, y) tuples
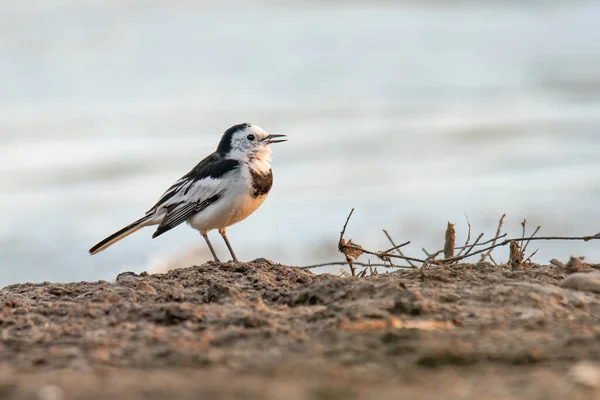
(567, 256), (590, 274)
(561, 273), (600, 294)
(136, 282), (157, 295)
(570, 361), (600, 388)
(37, 385), (64, 400)
(253, 258), (273, 265)
(116, 272), (138, 284)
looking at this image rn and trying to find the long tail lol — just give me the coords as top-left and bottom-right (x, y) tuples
(89, 214), (154, 255)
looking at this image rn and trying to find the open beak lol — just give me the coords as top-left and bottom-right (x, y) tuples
(264, 134), (287, 144)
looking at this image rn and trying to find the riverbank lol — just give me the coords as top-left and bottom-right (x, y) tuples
(1, 260), (600, 399)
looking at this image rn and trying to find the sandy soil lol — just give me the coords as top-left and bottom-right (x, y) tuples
(1, 259), (600, 399)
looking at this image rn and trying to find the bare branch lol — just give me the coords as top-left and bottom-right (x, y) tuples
(324, 209), (600, 275)
(337, 209), (358, 276)
(524, 249), (539, 264)
(426, 249), (444, 261)
(339, 208), (354, 243)
(584, 233), (600, 242)
(300, 261), (404, 270)
(522, 226), (541, 253)
(455, 233), (507, 250)
(481, 214), (506, 262)
(382, 229), (415, 268)
(462, 233), (484, 258)
(437, 235), (600, 264)
(457, 215), (472, 258)
(488, 253), (498, 266)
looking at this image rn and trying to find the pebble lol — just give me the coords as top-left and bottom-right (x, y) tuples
(570, 361), (600, 388)
(116, 272), (139, 284)
(136, 282), (157, 295)
(560, 273), (600, 294)
(567, 256), (590, 273)
(37, 385), (64, 400)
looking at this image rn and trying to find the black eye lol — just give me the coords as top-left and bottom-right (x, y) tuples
(247, 134), (255, 141)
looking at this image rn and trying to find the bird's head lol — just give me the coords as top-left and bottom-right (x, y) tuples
(216, 123), (286, 161)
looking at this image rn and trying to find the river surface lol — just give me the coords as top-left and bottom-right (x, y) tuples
(1, 1), (599, 286)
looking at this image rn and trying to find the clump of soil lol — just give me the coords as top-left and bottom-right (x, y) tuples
(1, 260), (600, 399)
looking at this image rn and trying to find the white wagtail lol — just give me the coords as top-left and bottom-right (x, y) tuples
(89, 123), (286, 262)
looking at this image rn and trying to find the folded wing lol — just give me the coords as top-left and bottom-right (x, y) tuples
(147, 153), (240, 238)
(152, 194), (221, 238)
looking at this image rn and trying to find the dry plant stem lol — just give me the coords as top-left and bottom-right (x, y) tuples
(344, 244), (426, 264)
(339, 208), (354, 244)
(369, 262), (377, 276)
(455, 233), (507, 250)
(299, 261), (402, 270)
(435, 235), (600, 264)
(338, 269), (351, 278)
(457, 215), (472, 258)
(462, 233), (484, 258)
(342, 234), (600, 267)
(335, 234), (600, 268)
(521, 219), (527, 241)
(522, 226), (541, 253)
(488, 254), (498, 266)
(525, 249), (539, 264)
(426, 249), (444, 261)
(481, 214), (506, 263)
(585, 233), (600, 241)
(420, 260), (431, 280)
(382, 240), (411, 255)
(316, 209), (600, 273)
(444, 223), (456, 260)
(509, 241), (524, 271)
(383, 230), (415, 268)
(337, 208), (357, 276)
(345, 255), (356, 277)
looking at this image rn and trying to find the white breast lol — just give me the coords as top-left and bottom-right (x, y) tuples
(187, 161), (271, 234)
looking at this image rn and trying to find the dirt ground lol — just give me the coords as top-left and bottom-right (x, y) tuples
(1, 259), (600, 399)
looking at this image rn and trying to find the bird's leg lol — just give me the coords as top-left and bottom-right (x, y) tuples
(201, 232), (220, 262)
(219, 228), (239, 262)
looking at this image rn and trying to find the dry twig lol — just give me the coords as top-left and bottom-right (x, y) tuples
(456, 215), (472, 258)
(337, 208), (358, 276)
(304, 210), (600, 275)
(522, 226), (541, 253)
(383, 230), (415, 268)
(524, 249), (538, 264)
(481, 214), (506, 264)
(300, 261), (400, 270)
(462, 233), (485, 258)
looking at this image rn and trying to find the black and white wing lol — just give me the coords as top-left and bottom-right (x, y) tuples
(146, 152), (240, 238)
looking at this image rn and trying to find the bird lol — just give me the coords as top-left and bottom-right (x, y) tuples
(89, 123), (286, 262)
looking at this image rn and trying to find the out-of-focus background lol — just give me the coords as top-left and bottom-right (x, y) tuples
(1, 1), (599, 287)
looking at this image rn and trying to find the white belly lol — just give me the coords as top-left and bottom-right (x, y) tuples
(184, 158), (272, 234)
(187, 189), (268, 234)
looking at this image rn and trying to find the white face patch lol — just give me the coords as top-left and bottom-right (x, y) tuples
(228, 125), (273, 162)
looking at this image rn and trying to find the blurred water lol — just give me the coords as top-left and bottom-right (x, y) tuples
(1, 1), (600, 286)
